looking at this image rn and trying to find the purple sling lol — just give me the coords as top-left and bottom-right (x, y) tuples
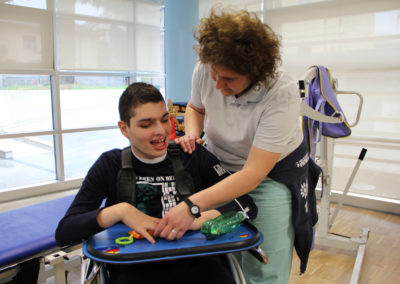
(303, 65), (351, 159)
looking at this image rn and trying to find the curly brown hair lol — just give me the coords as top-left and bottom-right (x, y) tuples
(194, 8), (281, 85)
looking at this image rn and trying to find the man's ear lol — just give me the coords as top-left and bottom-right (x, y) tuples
(118, 120), (129, 138)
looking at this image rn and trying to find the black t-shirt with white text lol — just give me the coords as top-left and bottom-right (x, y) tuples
(55, 144), (257, 246)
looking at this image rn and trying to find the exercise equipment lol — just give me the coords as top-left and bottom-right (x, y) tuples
(300, 65), (368, 284)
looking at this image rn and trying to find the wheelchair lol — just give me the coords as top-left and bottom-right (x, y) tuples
(82, 242), (268, 284)
(81, 221), (266, 284)
(82, 253), (247, 284)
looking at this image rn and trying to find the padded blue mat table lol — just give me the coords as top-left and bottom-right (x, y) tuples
(83, 222), (263, 264)
(0, 195), (74, 268)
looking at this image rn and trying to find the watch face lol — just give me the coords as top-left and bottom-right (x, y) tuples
(191, 206), (200, 214)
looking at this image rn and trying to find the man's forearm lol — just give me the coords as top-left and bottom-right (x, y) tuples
(96, 202), (129, 229)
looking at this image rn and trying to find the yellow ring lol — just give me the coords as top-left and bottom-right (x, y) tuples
(115, 236), (134, 245)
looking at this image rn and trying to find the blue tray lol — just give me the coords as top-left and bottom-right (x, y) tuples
(83, 222), (263, 264)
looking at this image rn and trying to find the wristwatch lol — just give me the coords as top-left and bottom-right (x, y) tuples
(183, 197), (201, 218)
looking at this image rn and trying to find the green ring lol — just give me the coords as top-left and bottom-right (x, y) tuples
(115, 236), (134, 245)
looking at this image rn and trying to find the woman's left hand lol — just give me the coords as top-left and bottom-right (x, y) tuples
(154, 201), (195, 240)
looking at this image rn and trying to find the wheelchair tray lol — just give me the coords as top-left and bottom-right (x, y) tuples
(83, 222), (263, 264)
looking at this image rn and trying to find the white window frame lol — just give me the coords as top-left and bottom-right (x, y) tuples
(0, 0), (165, 203)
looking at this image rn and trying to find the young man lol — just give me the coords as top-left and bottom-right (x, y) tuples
(55, 82), (257, 284)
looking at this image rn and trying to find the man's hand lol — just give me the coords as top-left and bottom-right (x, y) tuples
(121, 204), (160, 244)
(96, 202), (160, 244)
(174, 134), (204, 154)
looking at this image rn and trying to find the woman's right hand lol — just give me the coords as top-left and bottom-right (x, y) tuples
(174, 134), (204, 154)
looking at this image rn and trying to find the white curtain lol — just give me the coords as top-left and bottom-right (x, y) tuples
(0, 0), (163, 72)
(58, 0), (163, 72)
(0, 3), (53, 70)
(264, 0), (400, 139)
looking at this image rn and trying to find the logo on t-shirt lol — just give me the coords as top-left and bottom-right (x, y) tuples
(213, 164), (227, 176)
(136, 175), (179, 217)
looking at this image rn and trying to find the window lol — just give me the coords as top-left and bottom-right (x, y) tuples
(0, 0), (165, 196)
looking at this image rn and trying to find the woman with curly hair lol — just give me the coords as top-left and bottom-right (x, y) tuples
(155, 8), (320, 284)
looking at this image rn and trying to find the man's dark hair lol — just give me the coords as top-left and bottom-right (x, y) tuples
(118, 82), (164, 126)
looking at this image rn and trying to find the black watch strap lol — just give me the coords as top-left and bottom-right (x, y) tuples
(183, 197), (201, 218)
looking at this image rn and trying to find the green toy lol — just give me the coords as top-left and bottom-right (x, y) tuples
(201, 211), (246, 240)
